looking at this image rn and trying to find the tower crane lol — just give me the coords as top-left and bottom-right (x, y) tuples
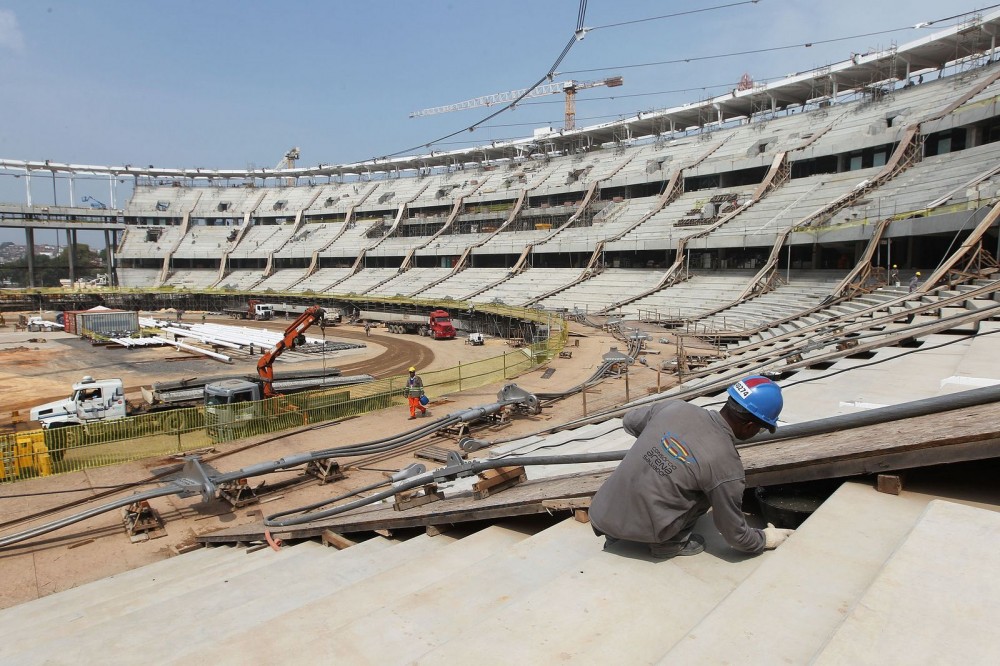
(410, 76), (623, 131)
(274, 147), (300, 187)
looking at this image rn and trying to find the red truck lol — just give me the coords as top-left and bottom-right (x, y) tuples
(359, 308), (456, 339)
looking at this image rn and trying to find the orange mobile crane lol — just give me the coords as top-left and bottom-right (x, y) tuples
(256, 305), (326, 398)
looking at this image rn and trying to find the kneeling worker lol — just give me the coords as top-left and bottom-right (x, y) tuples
(590, 376), (794, 559)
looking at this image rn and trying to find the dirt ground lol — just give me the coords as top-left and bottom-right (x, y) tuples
(0, 312), (691, 610)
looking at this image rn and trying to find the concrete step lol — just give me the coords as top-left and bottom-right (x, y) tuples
(813, 499), (1000, 664)
(0, 542), (335, 658)
(659, 481), (932, 665)
(417, 512), (765, 664)
(185, 523), (534, 663)
(0, 542), (304, 644)
(319, 517), (600, 664)
(5, 535), (413, 665)
(0, 544), (231, 636)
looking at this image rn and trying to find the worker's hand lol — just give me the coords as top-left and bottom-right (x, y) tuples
(762, 523), (794, 550)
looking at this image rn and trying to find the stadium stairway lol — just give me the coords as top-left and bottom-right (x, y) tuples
(0, 480), (997, 664)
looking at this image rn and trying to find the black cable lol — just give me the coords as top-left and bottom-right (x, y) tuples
(588, 1), (760, 31)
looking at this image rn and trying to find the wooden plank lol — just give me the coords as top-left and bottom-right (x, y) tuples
(321, 529), (356, 550)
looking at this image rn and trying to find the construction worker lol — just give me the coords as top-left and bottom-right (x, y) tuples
(590, 376), (794, 559)
(909, 271), (922, 293)
(404, 366), (427, 420)
(890, 264), (899, 287)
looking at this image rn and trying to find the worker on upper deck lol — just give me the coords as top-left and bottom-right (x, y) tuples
(404, 366), (427, 420)
(590, 376), (794, 559)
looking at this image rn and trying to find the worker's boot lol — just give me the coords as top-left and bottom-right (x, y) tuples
(648, 534), (705, 559)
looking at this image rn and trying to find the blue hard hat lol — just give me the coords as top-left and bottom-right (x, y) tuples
(419, 395), (429, 406)
(727, 376), (783, 431)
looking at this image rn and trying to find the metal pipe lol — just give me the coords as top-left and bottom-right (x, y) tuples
(742, 383), (1000, 447)
(265, 450), (629, 527)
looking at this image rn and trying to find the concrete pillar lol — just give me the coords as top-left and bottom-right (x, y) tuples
(25, 228), (35, 288)
(66, 228), (76, 285)
(105, 229), (115, 286)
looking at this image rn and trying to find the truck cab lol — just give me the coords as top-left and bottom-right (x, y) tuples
(427, 309), (456, 339)
(30, 376), (128, 428)
(204, 379), (263, 437)
(250, 302), (273, 320)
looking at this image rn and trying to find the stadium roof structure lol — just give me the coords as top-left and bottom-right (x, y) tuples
(2, 7), (1000, 183)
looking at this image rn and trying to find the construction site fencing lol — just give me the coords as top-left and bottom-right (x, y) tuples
(1, 340), (561, 484)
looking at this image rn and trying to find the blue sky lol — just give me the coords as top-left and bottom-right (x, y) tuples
(0, 0), (977, 244)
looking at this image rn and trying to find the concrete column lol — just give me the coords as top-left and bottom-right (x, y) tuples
(25, 228), (35, 287)
(105, 229), (115, 286)
(66, 228), (76, 285)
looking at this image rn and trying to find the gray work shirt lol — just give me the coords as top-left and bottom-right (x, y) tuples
(589, 400), (765, 554)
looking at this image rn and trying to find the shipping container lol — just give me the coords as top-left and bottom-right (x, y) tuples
(62, 309), (139, 339)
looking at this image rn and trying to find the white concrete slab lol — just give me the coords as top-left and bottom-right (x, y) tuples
(5, 535), (418, 665)
(184, 524), (532, 664)
(417, 513), (764, 665)
(814, 499), (1000, 665)
(661, 481), (931, 665)
(321, 518), (600, 665)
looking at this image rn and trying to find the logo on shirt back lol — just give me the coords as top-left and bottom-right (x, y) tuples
(660, 432), (696, 464)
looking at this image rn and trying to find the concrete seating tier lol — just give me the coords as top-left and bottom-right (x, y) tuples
(227, 224), (297, 259)
(162, 270), (221, 290)
(322, 217), (387, 256)
(535, 268), (666, 313)
(354, 178), (429, 214)
(125, 186), (204, 217)
(476, 229), (552, 254)
(544, 196), (659, 253)
(216, 270), (265, 291)
(327, 268), (399, 296)
(252, 268), (308, 292)
(366, 267), (453, 297)
(413, 267), (510, 301)
(116, 268), (161, 289)
(470, 268), (582, 306)
(187, 187), (261, 218)
(254, 185), (323, 217)
(367, 233), (435, 257)
(713, 167), (881, 239)
(837, 141), (1000, 223)
(626, 270), (759, 320)
(691, 272), (847, 332)
(116, 225), (185, 260)
(305, 182), (369, 215)
(288, 268), (353, 293)
(278, 221), (348, 260)
(171, 226), (241, 260)
(422, 231), (492, 255)
(612, 185), (750, 251)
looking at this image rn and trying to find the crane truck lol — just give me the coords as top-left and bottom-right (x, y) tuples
(359, 308), (456, 339)
(30, 306), (371, 447)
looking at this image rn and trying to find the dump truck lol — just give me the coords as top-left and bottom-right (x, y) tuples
(359, 308), (456, 339)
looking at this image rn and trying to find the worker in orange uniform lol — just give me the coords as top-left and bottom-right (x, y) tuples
(404, 366), (428, 420)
